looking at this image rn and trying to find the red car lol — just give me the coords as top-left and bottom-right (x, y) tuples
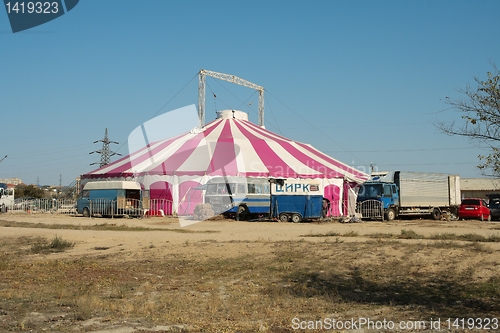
(458, 198), (491, 221)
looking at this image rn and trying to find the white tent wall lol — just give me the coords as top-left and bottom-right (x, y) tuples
(137, 175), (351, 217)
(346, 183), (360, 216)
(83, 175), (355, 217)
(137, 174), (208, 216)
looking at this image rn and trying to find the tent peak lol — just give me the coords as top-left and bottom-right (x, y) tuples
(216, 110), (248, 121)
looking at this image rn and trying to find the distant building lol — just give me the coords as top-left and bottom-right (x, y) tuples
(461, 178), (500, 199)
(0, 177), (22, 185)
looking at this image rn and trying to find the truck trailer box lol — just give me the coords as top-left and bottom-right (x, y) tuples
(396, 172), (453, 207)
(271, 194), (323, 222)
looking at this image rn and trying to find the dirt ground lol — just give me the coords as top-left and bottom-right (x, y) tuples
(2, 214), (500, 258)
(1, 213), (500, 332)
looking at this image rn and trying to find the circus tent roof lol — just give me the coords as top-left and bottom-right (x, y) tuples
(82, 111), (368, 184)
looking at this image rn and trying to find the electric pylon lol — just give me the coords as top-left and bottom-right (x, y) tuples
(90, 128), (122, 168)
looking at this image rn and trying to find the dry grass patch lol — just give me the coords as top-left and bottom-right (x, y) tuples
(0, 237), (499, 332)
(0, 220), (218, 233)
(306, 228), (500, 243)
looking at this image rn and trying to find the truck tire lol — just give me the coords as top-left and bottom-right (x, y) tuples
(236, 206), (247, 221)
(279, 213), (289, 222)
(385, 208), (395, 221)
(291, 213), (302, 223)
(82, 207), (91, 218)
(431, 208), (441, 220)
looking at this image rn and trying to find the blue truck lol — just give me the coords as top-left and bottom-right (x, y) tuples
(77, 181), (149, 217)
(356, 171), (461, 221)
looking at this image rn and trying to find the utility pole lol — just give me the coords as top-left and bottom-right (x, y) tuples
(90, 128), (122, 168)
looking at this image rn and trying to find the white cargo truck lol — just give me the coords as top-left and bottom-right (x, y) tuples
(357, 171), (461, 220)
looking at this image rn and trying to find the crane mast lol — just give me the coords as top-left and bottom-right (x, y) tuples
(198, 69), (264, 127)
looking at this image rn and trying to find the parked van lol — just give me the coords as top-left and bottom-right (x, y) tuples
(77, 181), (149, 217)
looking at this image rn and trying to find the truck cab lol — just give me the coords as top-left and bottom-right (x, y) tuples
(0, 183), (14, 212)
(357, 182), (399, 220)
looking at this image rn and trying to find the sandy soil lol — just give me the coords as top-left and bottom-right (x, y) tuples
(2, 213), (500, 260)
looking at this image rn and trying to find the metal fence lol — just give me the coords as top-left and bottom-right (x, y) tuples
(82, 198), (143, 217)
(7, 198), (77, 214)
(147, 198), (173, 216)
(356, 200), (384, 220)
(5, 197), (174, 218)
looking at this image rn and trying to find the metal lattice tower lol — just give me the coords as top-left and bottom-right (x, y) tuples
(198, 69), (265, 127)
(90, 128), (122, 168)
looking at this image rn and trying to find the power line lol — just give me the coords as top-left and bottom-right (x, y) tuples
(265, 90), (368, 166)
(324, 146), (487, 153)
(114, 72), (199, 155)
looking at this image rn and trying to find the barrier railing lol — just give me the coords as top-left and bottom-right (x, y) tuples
(6, 198), (167, 218)
(88, 199), (114, 217)
(356, 200), (384, 220)
(147, 198), (173, 216)
(117, 198), (142, 217)
(9, 198), (77, 214)
(84, 198), (143, 217)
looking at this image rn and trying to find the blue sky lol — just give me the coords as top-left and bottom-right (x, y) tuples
(1, 0), (499, 186)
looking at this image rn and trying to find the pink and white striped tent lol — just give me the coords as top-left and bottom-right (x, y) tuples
(82, 110), (368, 216)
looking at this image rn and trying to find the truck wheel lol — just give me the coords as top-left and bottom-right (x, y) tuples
(431, 208), (441, 220)
(82, 207), (91, 218)
(385, 208), (395, 221)
(279, 213), (289, 222)
(291, 213), (302, 223)
(236, 206), (247, 221)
